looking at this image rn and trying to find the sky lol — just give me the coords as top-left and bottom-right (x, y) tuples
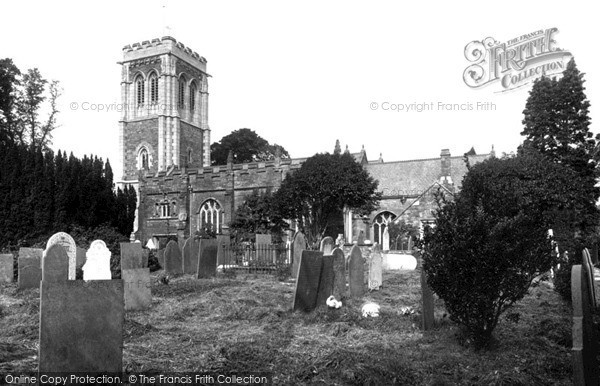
(1, 0), (597, 180)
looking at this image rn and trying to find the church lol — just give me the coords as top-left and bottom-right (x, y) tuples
(118, 37), (491, 249)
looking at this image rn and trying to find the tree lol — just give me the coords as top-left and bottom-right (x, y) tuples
(229, 189), (286, 241)
(210, 128), (290, 165)
(423, 151), (591, 347)
(273, 152), (381, 248)
(520, 58), (600, 300)
(0, 58), (21, 144)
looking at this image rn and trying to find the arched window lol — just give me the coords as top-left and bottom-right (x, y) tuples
(189, 81), (196, 111)
(149, 73), (158, 104)
(135, 75), (145, 106)
(138, 148), (149, 170)
(178, 77), (186, 109)
(373, 211), (397, 246)
(199, 199), (222, 233)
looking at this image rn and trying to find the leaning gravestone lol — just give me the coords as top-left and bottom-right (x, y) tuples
(320, 236), (334, 255)
(348, 245), (364, 298)
(182, 237), (200, 274)
(293, 250), (324, 312)
(18, 248), (43, 289)
(369, 243), (383, 290)
(316, 254), (334, 307)
(157, 249), (165, 268)
(0, 254), (13, 283)
(571, 264), (599, 385)
(197, 239), (218, 278)
(164, 240), (183, 275)
(122, 268), (151, 311)
(332, 247), (346, 299)
(42, 244), (69, 283)
(83, 240), (112, 281)
(120, 242), (143, 270)
(292, 232), (307, 279)
(39, 279), (124, 372)
(46, 232), (77, 280)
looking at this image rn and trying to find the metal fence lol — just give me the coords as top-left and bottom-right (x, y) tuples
(220, 243), (291, 274)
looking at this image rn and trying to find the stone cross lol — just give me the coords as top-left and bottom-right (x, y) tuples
(83, 240), (112, 281)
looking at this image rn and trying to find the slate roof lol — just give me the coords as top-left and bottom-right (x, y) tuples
(365, 154), (490, 196)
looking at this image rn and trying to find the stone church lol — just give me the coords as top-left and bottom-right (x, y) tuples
(118, 37), (491, 250)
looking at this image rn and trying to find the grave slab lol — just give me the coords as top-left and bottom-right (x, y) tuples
(39, 280), (124, 372)
(18, 248), (43, 289)
(46, 232), (77, 280)
(122, 268), (151, 311)
(197, 239), (218, 278)
(164, 240), (183, 275)
(293, 250), (323, 312)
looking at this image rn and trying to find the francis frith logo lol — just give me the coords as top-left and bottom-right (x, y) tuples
(463, 28), (572, 91)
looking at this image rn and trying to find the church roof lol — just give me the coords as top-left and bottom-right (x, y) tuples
(365, 154), (489, 195)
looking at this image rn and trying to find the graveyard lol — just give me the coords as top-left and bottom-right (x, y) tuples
(0, 236), (577, 385)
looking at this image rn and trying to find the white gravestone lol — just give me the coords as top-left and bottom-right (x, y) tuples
(82, 240), (112, 281)
(46, 232), (77, 280)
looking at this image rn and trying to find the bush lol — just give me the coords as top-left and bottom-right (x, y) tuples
(422, 153), (577, 347)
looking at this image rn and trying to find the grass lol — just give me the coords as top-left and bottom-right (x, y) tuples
(0, 269), (573, 385)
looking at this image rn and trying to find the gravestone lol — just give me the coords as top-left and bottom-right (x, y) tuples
(256, 234), (273, 264)
(164, 240), (183, 275)
(120, 242), (143, 270)
(256, 234), (272, 245)
(292, 250), (323, 312)
(75, 247), (86, 270)
(197, 239), (218, 278)
(382, 227), (390, 251)
(39, 280), (124, 372)
(421, 262), (435, 330)
(320, 236), (334, 255)
(157, 249), (165, 268)
(18, 248), (43, 289)
(122, 268), (151, 311)
(83, 240), (112, 281)
(142, 248), (149, 268)
(216, 234), (231, 266)
(182, 237), (200, 274)
(582, 248), (597, 308)
(316, 254), (334, 307)
(42, 244), (69, 282)
(348, 245), (364, 298)
(46, 232), (77, 280)
(357, 231), (365, 245)
(368, 243), (383, 290)
(571, 264), (599, 385)
(332, 247), (346, 299)
(292, 232), (307, 279)
(0, 254), (13, 283)
(592, 245), (599, 266)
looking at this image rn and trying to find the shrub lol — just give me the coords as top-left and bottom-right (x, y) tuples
(422, 152), (580, 347)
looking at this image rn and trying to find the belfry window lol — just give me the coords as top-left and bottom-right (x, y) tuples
(135, 76), (145, 106)
(199, 199), (221, 233)
(189, 82), (196, 111)
(149, 73), (158, 104)
(178, 77), (186, 109)
(138, 148), (149, 170)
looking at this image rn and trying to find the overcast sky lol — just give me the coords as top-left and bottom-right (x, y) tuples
(1, 0), (597, 180)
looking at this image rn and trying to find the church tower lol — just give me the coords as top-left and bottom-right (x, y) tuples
(118, 37), (210, 184)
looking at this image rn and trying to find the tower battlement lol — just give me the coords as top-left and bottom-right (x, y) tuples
(121, 36), (207, 71)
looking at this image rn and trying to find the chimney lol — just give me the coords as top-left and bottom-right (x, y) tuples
(440, 149), (452, 185)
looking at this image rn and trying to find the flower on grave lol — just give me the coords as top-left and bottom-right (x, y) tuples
(326, 295), (342, 309)
(361, 302), (380, 317)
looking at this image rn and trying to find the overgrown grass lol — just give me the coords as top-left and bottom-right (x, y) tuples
(0, 270), (573, 385)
